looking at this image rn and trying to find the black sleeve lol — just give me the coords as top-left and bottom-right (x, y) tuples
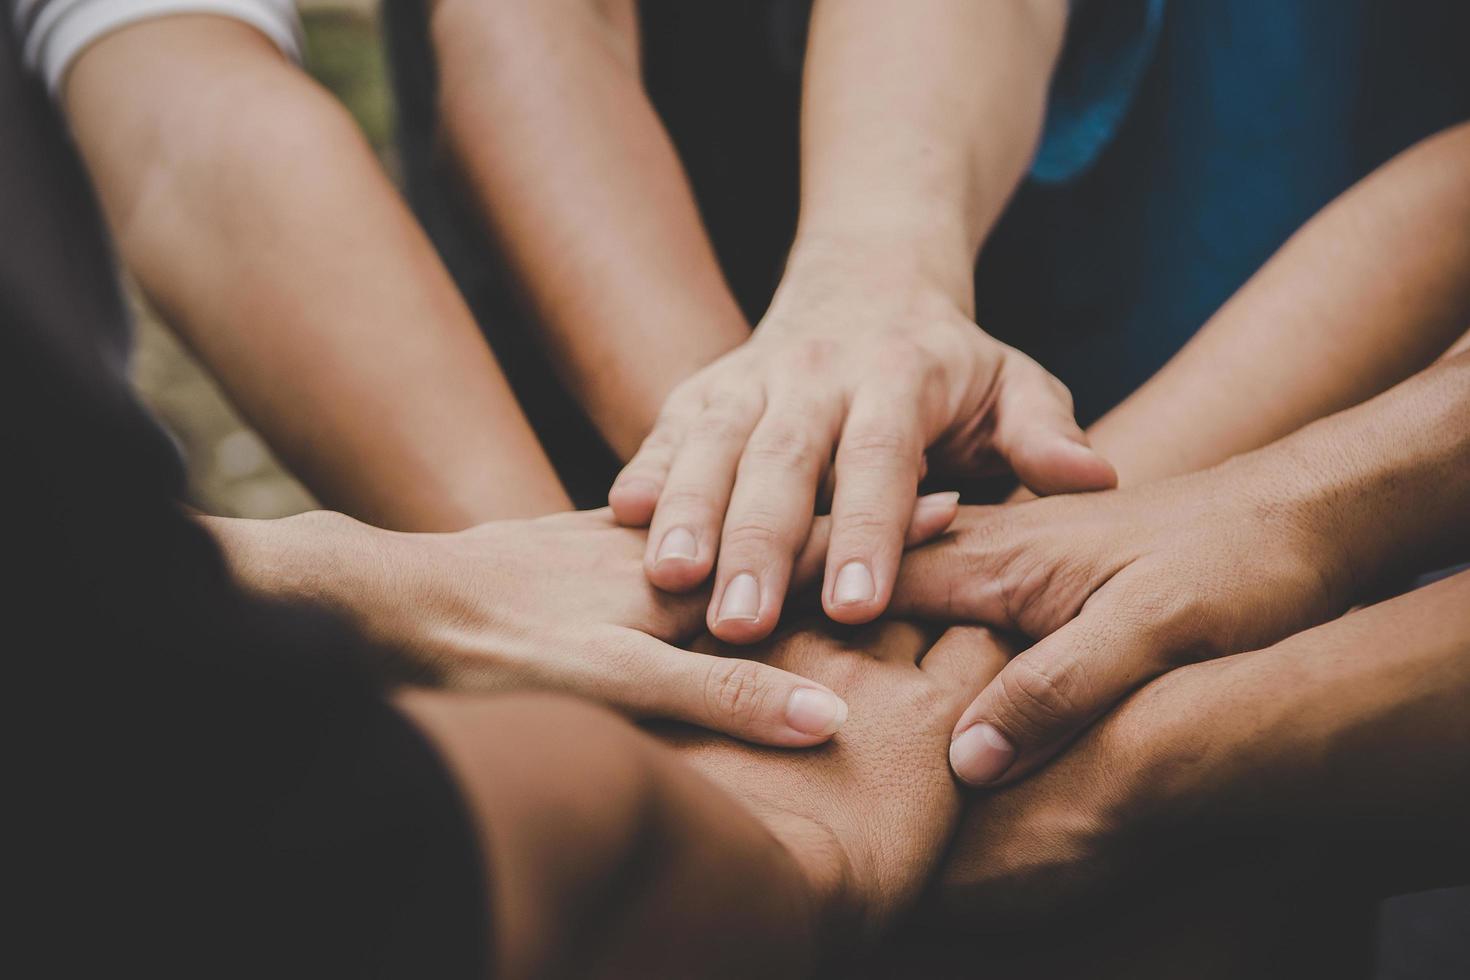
(2, 16), (487, 976)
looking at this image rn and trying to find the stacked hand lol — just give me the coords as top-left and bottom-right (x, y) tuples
(609, 248), (1115, 643)
(887, 455), (1356, 785)
(663, 623), (1014, 941)
(215, 501), (955, 747)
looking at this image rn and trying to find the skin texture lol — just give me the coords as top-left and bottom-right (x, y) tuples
(611, 0), (1116, 645)
(884, 124), (1470, 784)
(205, 494), (957, 747)
(63, 15), (570, 530)
(429, 0), (751, 459)
(939, 570), (1470, 924)
(894, 349), (1470, 785)
(400, 621), (1010, 977)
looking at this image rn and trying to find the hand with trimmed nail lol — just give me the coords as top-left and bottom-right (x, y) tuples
(888, 459), (1359, 787)
(664, 623), (1014, 938)
(214, 503), (952, 747)
(610, 248), (1115, 646)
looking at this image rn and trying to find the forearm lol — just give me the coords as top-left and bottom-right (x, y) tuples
(790, 0), (1068, 306)
(430, 0), (749, 458)
(1152, 570), (1470, 885)
(65, 16), (569, 529)
(1088, 123), (1470, 486)
(400, 692), (819, 978)
(1222, 348), (1470, 594)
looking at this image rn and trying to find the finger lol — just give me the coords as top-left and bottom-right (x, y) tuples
(707, 397), (837, 643)
(794, 490), (960, 592)
(610, 406), (692, 526)
(918, 625), (1012, 694)
(606, 631), (849, 747)
(642, 392), (764, 592)
(947, 584), (1173, 786)
(886, 504), (1020, 625)
(822, 388), (927, 626)
(990, 354), (1117, 496)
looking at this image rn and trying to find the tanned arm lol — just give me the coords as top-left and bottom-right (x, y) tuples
(429, 0), (750, 459)
(64, 15), (570, 530)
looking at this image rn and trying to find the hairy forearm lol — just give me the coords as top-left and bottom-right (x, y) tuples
(399, 692), (818, 978)
(65, 16), (569, 529)
(792, 0), (1068, 306)
(430, 0), (749, 458)
(1088, 123), (1470, 486)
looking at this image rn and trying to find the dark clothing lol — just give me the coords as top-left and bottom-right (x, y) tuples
(384, 0), (1470, 506)
(2, 23), (485, 977)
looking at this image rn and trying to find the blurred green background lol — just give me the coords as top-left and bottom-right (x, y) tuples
(131, 0), (392, 519)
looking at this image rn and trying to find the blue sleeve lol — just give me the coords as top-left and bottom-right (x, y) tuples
(1030, 0), (1165, 183)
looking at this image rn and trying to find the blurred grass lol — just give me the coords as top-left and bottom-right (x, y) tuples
(131, 3), (394, 519)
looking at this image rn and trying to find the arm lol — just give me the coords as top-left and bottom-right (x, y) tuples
(399, 692), (818, 978)
(614, 0), (1113, 645)
(401, 619), (1014, 976)
(63, 14), (570, 530)
(1086, 122), (1470, 486)
(428, 0), (750, 458)
(199, 493), (958, 745)
(894, 347), (1470, 784)
(941, 568), (1470, 920)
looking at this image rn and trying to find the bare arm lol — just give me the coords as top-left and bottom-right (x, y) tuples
(1087, 122), (1470, 485)
(399, 621), (1010, 976)
(614, 0), (1111, 644)
(895, 346), (1470, 783)
(400, 692), (818, 978)
(429, 0), (750, 459)
(942, 568), (1470, 920)
(64, 15), (570, 530)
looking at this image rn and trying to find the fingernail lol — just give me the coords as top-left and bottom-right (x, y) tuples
(717, 573), (761, 622)
(949, 723), (1016, 785)
(785, 688), (848, 736)
(914, 490), (961, 518)
(655, 526), (698, 565)
(832, 561), (875, 606)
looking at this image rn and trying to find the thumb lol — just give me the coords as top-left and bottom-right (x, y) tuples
(946, 584), (1172, 786)
(608, 631), (850, 747)
(991, 357), (1117, 496)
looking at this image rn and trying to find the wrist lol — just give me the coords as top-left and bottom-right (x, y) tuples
(203, 509), (402, 634)
(785, 222), (977, 317)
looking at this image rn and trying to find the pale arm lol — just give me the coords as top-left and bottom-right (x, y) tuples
(428, 0), (750, 459)
(64, 15), (570, 530)
(613, 0), (1109, 642)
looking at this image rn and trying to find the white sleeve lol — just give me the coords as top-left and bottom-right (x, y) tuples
(14, 0), (304, 95)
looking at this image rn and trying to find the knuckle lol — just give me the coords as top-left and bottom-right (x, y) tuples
(791, 337), (840, 373)
(694, 405), (753, 443)
(833, 507), (895, 539)
(722, 517), (790, 554)
(839, 426), (917, 466)
(995, 656), (1084, 738)
(741, 426), (821, 474)
(703, 658), (773, 730)
(654, 486), (719, 519)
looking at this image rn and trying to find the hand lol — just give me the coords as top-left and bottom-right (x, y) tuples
(213, 501), (953, 748)
(888, 456), (1354, 785)
(610, 244), (1114, 644)
(660, 623), (1013, 941)
(935, 658), (1206, 927)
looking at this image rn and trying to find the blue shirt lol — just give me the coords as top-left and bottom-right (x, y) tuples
(987, 0), (1470, 424)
